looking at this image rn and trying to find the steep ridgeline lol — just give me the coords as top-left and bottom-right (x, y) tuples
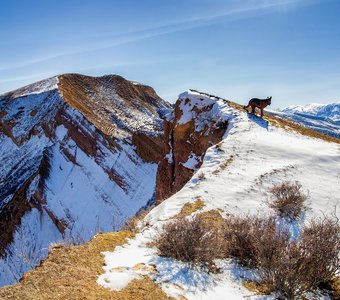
(271, 102), (340, 139)
(0, 74), (170, 286)
(156, 90), (228, 202)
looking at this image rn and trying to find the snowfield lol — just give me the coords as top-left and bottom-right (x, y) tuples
(98, 92), (340, 299)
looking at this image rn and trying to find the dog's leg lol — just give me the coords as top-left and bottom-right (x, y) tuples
(261, 108), (263, 117)
(251, 105), (255, 114)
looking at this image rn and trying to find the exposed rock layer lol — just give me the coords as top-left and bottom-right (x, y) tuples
(156, 90), (228, 202)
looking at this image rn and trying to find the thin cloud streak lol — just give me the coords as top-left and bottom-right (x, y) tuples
(0, 0), (321, 72)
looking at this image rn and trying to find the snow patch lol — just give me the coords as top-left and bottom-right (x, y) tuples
(180, 152), (201, 170)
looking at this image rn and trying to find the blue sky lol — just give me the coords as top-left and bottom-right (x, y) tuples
(1, 0), (339, 107)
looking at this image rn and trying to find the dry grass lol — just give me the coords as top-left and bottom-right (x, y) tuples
(174, 198), (205, 219)
(197, 209), (225, 230)
(212, 155), (234, 175)
(0, 231), (173, 300)
(124, 208), (150, 234)
(268, 181), (308, 220)
(325, 276), (340, 299)
(242, 281), (272, 295)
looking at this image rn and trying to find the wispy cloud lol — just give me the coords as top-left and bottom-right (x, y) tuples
(0, 0), (321, 72)
(0, 72), (54, 84)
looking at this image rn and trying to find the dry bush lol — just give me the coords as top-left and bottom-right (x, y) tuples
(156, 215), (224, 273)
(257, 217), (340, 299)
(268, 181), (308, 220)
(123, 209), (149, 234)
(224, 214), (340, 299)
(299, 218), (340, 290)
(223, 215), (278, 268)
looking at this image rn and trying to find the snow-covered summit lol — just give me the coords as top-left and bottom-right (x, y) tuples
(278, 102), (340, 122)
(98, 92), (340, 299)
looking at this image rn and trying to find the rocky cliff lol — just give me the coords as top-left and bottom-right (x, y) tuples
(156, 90), (228, 202)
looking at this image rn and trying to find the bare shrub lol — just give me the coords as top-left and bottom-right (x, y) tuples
(258, 217), (339, 299)
(224, 214), (340, 299)
(268, 181), (308, 220)
(223, 215), (277, 268)
(299, 218), (340, 290)
(123, 209), (149, 234)
(156, 215), (224, 272)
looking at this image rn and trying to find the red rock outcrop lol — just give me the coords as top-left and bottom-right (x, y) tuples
(156, 90), (228, 202)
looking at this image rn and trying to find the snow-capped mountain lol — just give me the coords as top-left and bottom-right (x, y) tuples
(279, 102), (340, 122)
(0, 74), (171, 287)
(270, 102), (340, 138)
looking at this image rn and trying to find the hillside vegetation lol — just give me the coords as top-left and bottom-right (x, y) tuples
(0, 231), (172, 300)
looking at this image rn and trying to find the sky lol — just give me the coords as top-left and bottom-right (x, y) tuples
(1, 0), (340, 108)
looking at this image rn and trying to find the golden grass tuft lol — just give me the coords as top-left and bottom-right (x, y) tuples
(330, 276), (340, 299)
(197, 209), (225, 230)
(243, 281), (272, 295)
(175, 198), (205, 219)
(0, 231), (173, 300)
(322, 276), (340, 299)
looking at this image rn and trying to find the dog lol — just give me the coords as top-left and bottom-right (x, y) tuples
(243, 96), (272, 117)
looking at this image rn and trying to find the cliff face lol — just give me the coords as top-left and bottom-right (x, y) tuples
(156, 90), (228, 202)
(0, 74), (170, 286)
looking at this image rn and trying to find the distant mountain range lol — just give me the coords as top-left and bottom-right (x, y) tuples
(269, 102), (340, 139)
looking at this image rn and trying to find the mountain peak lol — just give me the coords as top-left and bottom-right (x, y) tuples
(0, 73), (171, 286)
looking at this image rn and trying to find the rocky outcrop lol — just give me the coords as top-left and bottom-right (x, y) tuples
(156, 90), (228, 202)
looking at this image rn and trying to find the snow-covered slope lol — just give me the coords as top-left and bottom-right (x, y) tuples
(271, 102), (340, 138)
(98, 91), (340, 299)
(0, 74), (170, 287)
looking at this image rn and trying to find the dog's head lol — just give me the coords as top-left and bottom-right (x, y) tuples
(267, 96), (272, 105)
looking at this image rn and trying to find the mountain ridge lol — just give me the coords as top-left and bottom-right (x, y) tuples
(0, 73), (171, 287)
